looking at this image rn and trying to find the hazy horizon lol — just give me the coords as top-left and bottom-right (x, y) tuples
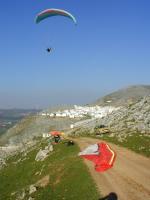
(1, 0), (150, 108)
(1, 84), (150, 109)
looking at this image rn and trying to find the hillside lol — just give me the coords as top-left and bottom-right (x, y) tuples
(0, 109), (40, 136)
(0, 105), (79, 146)
(0, 139), (99, 200)
(1, 85), (150, 160)
(95, 95), (150, 134)
(69, 94), (150, 156)
(93, 85), (150, 107)
(0, 85), (150, 199)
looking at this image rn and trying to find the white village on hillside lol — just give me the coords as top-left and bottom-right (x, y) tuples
(40, 105), (120, 119)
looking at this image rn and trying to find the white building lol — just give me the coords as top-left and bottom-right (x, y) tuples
(41, 105), (120, 119)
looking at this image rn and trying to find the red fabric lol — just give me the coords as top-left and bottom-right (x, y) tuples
(50, 131), (62, 136)
(80, 155), (100, 164)
(80, 142), (116, 172)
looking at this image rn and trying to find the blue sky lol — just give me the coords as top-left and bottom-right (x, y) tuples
(0, 0), (150, 108)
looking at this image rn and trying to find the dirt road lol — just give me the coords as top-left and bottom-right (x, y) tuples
(75, 137), (150, 200)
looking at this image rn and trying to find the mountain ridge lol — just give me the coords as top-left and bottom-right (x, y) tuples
(92, 85), (150, 107)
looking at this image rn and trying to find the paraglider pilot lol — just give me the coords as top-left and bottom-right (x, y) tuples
(46, 48), (52, 53)
(54, 134), (61, 143)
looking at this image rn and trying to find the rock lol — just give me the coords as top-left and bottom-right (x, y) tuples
(23, 152), (27, 157)
(144, 118), (150, 124)
(0, 158), (6, 169)
(16, 189), (26, 200)
(11, 191), (16, 196)
(28, 197), (34, 200)
(13, 158), (22, 165)
(141, 130), (146, 134)
(35, 175), (50, 188)
(45, 144), (53, 152)
(48, 144), (53, 152)
(29, 185), (37, 194)
(35, 149), (49, 161)
(35, 144), (53, 161)
(35, 171), (40, 176)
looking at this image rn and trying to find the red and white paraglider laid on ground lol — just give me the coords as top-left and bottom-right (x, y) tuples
(78, 142), (116, 172)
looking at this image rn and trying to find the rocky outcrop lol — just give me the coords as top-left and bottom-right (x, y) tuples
(93, 85), (150, 107)
(96, 95), (150, 136)
(35, 144), (53, 161)
(0, 115), (79, 146)
(0, 158), (6, 169)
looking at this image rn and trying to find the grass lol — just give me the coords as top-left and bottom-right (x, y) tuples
(0, 139), (100, 200)
(95, 132), (150, 157)
(72, 129), (150, 157)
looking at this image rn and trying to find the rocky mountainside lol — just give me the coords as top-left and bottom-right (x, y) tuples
(0, 115), (78, 146)
(70, 94), (150, 145)
(0, 113), (80, 167)
(1, 85), (150, 168)
(93, 85), (150, 107)
(94, 95), (150, 137)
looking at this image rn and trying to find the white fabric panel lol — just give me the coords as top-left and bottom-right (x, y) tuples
(78, 144), (99, 156)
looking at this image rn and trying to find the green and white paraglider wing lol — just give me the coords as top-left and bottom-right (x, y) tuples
(35, 8), (77, 25)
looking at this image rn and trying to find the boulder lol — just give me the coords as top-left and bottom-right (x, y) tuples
(29, 185), (37, 194)
(35, 144), (53, 161)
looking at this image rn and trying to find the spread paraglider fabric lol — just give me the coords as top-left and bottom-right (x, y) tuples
(79, 142), (116, 172)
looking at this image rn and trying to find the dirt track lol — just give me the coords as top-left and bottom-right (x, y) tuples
(75, 137), (150, 200)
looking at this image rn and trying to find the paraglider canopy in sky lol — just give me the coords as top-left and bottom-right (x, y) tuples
(35, 8), (77, 25)
(79, 142), (116, 172)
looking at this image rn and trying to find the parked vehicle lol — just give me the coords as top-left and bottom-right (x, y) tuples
(94, 125), (110, 135)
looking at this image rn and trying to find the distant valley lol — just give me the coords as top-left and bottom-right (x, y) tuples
(0, 109), (41, 136)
